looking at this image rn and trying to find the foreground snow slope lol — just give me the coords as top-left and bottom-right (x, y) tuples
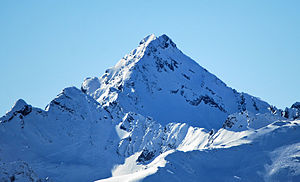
(144, 120), (300, 182)
(99, 120), (300, 182)
(1, 34), (300, 182)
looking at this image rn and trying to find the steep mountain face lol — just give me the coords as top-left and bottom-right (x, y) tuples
(1, 34), (299, 182)
(82, 34), (271, 129)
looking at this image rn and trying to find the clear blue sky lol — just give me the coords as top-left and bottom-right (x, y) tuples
(0, 0), (299, 116)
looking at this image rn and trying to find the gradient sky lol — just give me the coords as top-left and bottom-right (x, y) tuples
(0, 0), (299, 116)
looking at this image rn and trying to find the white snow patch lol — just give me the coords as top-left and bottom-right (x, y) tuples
(97, 150), (174, 182)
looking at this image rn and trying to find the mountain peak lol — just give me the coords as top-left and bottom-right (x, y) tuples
(82, 34), (272, 128)
(139, 34), (156, 45)
(142, 34), (177, 49)
(138, 34), (177, 53)
(0, 99), (32, 123)
(291, 102), (300, 109)
(11, 99), (29, 112)
(156, 34), (177, 48)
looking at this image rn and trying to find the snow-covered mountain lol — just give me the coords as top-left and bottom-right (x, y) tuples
(1, 34), (299, 182)
(81, 34), (271, 129)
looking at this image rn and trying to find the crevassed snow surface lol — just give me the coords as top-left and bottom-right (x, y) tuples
(1, 34), (300, 182)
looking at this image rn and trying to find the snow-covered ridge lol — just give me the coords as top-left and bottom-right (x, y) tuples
(0, 86), (210, 181)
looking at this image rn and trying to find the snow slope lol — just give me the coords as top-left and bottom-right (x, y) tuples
(1, 34), (299, 182)
(100, 120), (300, 182)
(143, 120), (300, 182)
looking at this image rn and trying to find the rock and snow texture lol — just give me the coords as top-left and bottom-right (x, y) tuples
(1, 34), (300, 182)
